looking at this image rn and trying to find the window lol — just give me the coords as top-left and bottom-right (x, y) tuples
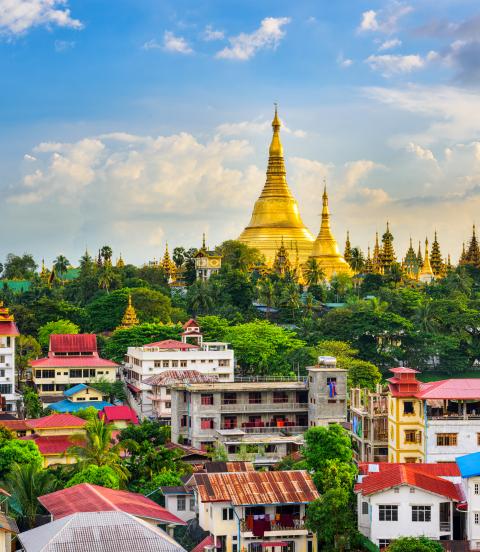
(165, 402), (171, 409)
(327, 377), (337, 385)
(180, 360), (187, 368)
(412, 505), (431, 522)
(41, 384), (54, 392)
(163, 360), (169, 368)
(223, 392), (237, 405)
(180, 415), (188, 427)
(172, 360), (178, 368)
(201, 394), (213, 406)
(154, 361), (161, 368)
(177, 497), (186, 511)
(475, 512), (480, 525)
(273, 391), (288, 404)
(405, 457), (418, 463)
(222, 508), (234, 520)
(249, 392), (262, 404)
(475, 483), (480, 495)
(69, 369), (82, 378)
(0, 384), (11, 394)
(379, 505), (398, 521)
(404, 430), (416, 443)
(403, 401), (414, 415)
(0, 356), (4, 364)
(190, 498), (195, 511)
(362, 502), (369, 515)
(82, 369), (96, 378)
(437, 433), (458, 446)
(378, 541), (391, 551)
(201, 418), (214, 430)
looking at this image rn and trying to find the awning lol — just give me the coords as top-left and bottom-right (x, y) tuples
(260, 542), (288, 548)
(127, 383), (140, 393)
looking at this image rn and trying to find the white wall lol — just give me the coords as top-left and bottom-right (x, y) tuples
(0, 335), (16, 410)
(426, 419), (480, 462)
(464, 476), (480, 548)
(357, 486), (453, 547)
(164, 493), (196, 523)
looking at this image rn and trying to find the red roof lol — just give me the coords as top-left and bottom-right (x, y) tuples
(191, 535), (214, 552)
(358, 462), (460, 477)
(144, 370), (218, 386)
(0, 420), (31, 431)
(183, 319), (199, 329)
(50, 334), (97, 353)
(20, 435), (84, 455)
(356, 464), (463, 501)
(389, 367), (419, 374)
(38, 483), (186, 525)
(31, 356), (117, 368)
(28, 413), (87, 430)
(99, 406), (138, 424)
(0, 321), (19, 337)
(143, 339), (199, 350)
(416, 379), (480, 400)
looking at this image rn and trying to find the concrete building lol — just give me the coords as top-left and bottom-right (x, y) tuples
(350, 385), (388, 462)
(124, 321), (234, 418)
(0, 301), (20, 412)
(456, 451), (480, 550)
(307, 356), (347, 426)
(193, 470), (319, 552)
(31, 334), (117, 398)
(356, 462), (463, 550)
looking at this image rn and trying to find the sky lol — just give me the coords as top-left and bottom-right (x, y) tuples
(1, 0), (480, 266)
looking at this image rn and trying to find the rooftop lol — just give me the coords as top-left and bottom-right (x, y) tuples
(171, 380), (308, 392)
(457, 452), (480, 478)
(39, 483), (186, 525)
(358, 462), (460, 477)
(49, 400), (113, 413)
(142, 339), (199, 350)
(144, 370), (218, 386)
(99, 406), (138, 424)
(20, 435), (85, 455)
(0, 321), (19, 336)
(50, 334), (97, 353)
(194, 470), (319, 505)
(28, 413), (87, 429)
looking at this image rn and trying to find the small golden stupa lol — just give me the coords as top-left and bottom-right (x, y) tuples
(238, 106), (314, 265)
(309, 184), (352, 279)
(117, 294), (139, 330)
(0, 302), (14, 322)
(418, 238), (435, 283)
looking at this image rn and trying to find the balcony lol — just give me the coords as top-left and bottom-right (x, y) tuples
(241, 425), (307, 434)
(219, 402), (308, 413)
(240, 517), (307, 535)
(440, 521), (451, 532)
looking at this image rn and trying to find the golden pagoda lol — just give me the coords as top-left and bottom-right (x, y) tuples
(238, 106), (314, 265)
(116, 254), (125, 268)
(0, 302), (14, 322)
(309, 184), (352, 278)
(117, 294), (139, 330)
(418, 238), (435, 283)
(160, 243), (177, 283)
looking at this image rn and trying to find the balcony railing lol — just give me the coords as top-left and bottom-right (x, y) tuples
(240, 517), (306, 532)
(241, 425), (307, 434)
(220, 402), (308, 413)
(440, 521), (451, 532)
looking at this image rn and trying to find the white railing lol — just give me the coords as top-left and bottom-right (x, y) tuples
(220, 402), (308, 413)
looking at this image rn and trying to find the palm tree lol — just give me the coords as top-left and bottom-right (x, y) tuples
(415, 300), (437, 334)
(280, 282), (301, 322)
(100, 245), (113, 263)
(68, 417), (129, 483)
(97, 264), (114, 293)
(53, 255), (70, 278)
(349, 247), (364, 273)
(3, 463), (58, 529)
(303, 258), (325, 287)
(187, 280), (213, 315)
(257, 278), (275, 319)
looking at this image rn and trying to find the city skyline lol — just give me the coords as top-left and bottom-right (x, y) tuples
(1, 0), (480, 265)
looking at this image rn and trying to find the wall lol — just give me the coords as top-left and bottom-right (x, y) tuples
(164, 493), (196, 523)
(387, 396), (425, 463)
(426, 419), (480, 462)
(307, 367), (347, 426)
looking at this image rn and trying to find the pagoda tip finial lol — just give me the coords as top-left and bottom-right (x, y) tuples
(202, 232), (206, 249)
(272, 102), (280, 129)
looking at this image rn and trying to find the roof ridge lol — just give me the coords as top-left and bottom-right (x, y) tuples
(84, 484), (122, 513)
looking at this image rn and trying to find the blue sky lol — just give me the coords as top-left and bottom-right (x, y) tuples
(1, 0), (480, 266)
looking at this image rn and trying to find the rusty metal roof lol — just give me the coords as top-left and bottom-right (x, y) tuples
(194, 470), (319, 505)
(204, 461), (254, 473)
(144, 370), (218, 386)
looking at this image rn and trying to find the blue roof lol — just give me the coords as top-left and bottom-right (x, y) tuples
(456, 452), (480, 478)
(49, 400), (113, 413)
(64, 384), (89, 397)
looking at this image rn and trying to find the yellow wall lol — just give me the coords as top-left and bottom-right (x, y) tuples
(43, 453), (77, 468)
(70, 387), (105, 402)
(387, 395), (425, 463)
(36, 426), (86, 437)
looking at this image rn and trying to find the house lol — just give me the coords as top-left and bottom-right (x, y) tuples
(355, 462), (464, 550)
(0, 513), (18, 552)
(387, 367), (480, 463)
(160, 486), (196, 524)
(21, 434), (85, 467)
(456, 451), (480, 550)
(98, 405), (139, 428)
(0, 301), (20, 412)
(192, 470), (319, 552)
(124, 320), (234, 418)
(38, 483), (186, 528)
(48, 383), (113, 413)
(17, 510), (186, 552)
(31, 334), (118, 398)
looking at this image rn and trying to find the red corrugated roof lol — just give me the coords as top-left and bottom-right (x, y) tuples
(0, 321), (19, 336)
(356, 464), (463, 501)
(30, 356), (117, 367)
(143, 339), (199, 350)
(20, 435), (84, 455)
(144, 370), (218, 386)
(390, 367), (419, 374)
(416, 379), (480, 400)
(28, 414), (87, 429)
(38, 484), (186, 525)
(358, 462), (460, 477)
(99, 406), (138, 424)
(50, 334), (97, 353)
(0, 419), (31, 431)
(191, 535), (214, 552)
(194, 470), (319, 505)
(183, 319), (199, 329)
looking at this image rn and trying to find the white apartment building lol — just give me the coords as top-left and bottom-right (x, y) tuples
(192, 470), (319, 552)
(0, 302), (19, 412)
(457, 451), (480, 550)
(356, 462), (463, 550)
(124, 320), (234, 418)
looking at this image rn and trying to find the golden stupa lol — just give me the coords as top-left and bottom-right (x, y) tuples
(238, 106), (314, 265)
(310, 184), (353, 279)
(117, 294), (139, 330)
(418, 237), (435, 283)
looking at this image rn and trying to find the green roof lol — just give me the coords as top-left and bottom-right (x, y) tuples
(1, 280), (32, 292)
(60, 267), (80, 281)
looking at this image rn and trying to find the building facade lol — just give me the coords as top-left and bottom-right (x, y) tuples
(0, 302), (19, 412)
(31, 334), (117, 398)
(194, 238), (222, 281)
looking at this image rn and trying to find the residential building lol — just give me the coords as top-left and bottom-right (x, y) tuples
(350, 385), (389, 462)
(193, 470), (319, 552)
(0, 514), (18, 552)
(31, 334), (117, 398)
(456, 451), (480, 550)
(355, 462), (463, 549)
(98, 405), (139, 428)
(124, 320), (234, 418)
(47, 383), (113, 413)
(387, 367), (480, 463)
(39, 483), (186, 528)
(0, 301), (19, 412)
(307, 356), (347, 426)
(18, 511), (187, 552)
(160, 486), (196, 523)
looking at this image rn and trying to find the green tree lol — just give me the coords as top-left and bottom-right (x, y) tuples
(257, 278), (276, 318)
(16, 335), (41, 383)
(349, 247), (365, 272)
(0, 440), (43, 478)
(303, 258), (326, 286)
(117, 419), (170, 448)
(3, 462), (58, 529)
(386, 536), (443, 552)
(187, 280), (213, 315)
(23, 387), (43, 418)
(2, 253), (37, 280)
(89, 378), (126, 403)
(37, 319), (79, 349)
(215, 240), (264, 270)
(196, 315), (230, 341)
(65, 465), (120, 489)
(53, 255), (70, 278)
(303, 425), (353, 476)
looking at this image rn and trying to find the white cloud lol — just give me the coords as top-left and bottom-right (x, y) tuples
(163, 31), (193, 54)
(365, 53), (427, 76)
(54, 39), (75, 52)
(359, 10), (379, 32)
(216, 17), (290, 60)
(407, 142), (436, 162)
(203, 25), (224, 41)
(0, 0), (82, 35)
(216, 117), (306, 138)
(378, 38), (401, 51)
(142, 39), (161, 51)
(23, 154), (36, 162)
(358, 2), (412, 34)
(337, 52), (353, 68)
(342, 160), (381, 190)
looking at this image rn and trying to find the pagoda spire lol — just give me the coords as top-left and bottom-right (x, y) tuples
(202, 233), (207, 250)
(430, 230), (443, 276)
(372, 232), (382, 274)
(380, 222), (396, 272)
(418, 237), (434, 283)
(417, 241), (423, 267)
(344, 230), (352, 265)
(364, 246), (373, 274)
(404, 237), (418, 277)
(117, 294), (139, 330)
(465, 224), (480, 266)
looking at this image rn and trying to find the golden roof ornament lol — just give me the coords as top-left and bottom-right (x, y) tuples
(116, 253), (125, 268)
(418, 237), (435, 283)
(117, 294), (139, 330)
(238, 105), (314, 265)
(0, 302), (14, 322)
